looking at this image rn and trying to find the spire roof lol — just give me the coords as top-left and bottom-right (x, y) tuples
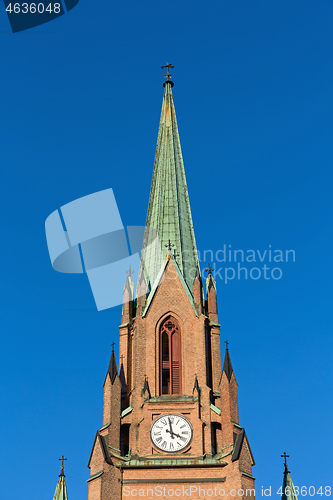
(281, 454), (298, 500)
(222, 343), (234, 382)
(105, 344), (118, 385)
(53, 463), (68, 500)
(141, 77), (200, 296)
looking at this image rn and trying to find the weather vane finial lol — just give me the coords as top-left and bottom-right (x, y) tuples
(281, 452), (290, 473)
(165, 239), (174, 253)
(126, 265), (134, 278)
(161, 62), (174, 85)
(205, 263), (214, 276)
(59, 455), (67, 474)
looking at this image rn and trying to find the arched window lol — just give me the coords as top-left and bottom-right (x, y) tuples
(160, 316), (182, 395)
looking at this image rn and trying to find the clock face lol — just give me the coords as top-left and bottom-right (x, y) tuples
(150, 414), (193, 453)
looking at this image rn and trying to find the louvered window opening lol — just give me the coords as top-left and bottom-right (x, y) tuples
(160, 317), (182, 395)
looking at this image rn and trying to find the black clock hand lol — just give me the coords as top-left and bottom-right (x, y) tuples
(166, 429), (182, 440)
(168, 417), (175, 438)
(172, 432), (182, 439)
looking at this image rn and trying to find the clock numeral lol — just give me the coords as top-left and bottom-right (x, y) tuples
(154, 431), (161, 436)
(155, 425), (162, 430)
(156, 437), (163, 443)
(180, 436), (187, 442)
(161, 419), (167, 425)
(180, 424), (186, 428)
(176, 419), (180, 425)
(169, 417), (174, 423)
(169, 443), (174, 451)
(161, 441), (167, 449)
(182, 431), (189, 435)
(177, 442), (182, 447)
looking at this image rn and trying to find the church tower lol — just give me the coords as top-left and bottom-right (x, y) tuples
(87, 66), (255, 500)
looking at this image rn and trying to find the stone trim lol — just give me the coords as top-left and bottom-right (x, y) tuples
(123, 477), (227, 484)
(121, 405), (133, 418)
(99, 422), (111, 431)
(240, 470), (256, 480)
(210, 403), (221, 415)
(87, 471), (104, 482)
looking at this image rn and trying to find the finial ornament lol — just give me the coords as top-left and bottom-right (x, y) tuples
(161, 63), (175, 86)
(225, 340), (229, 350)
(165, 240), (174, 253)
(59, 455), (67, 472)
(111, 342), (115, 350)
(126, 265), (134, 278)
(205, 263), (214, 276)
(281, 452), (290, 473)
(161, 62), (174, 82)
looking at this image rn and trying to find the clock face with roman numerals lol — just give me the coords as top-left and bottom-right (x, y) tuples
(150, 414), (193, 453)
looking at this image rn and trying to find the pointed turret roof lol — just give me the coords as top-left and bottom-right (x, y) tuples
(281, 454), (298, 500)
(104, 344), (118, 386)
(141, 76), (200, 296)
(53, 465), (68, 500)
(222, 343), (234, 382)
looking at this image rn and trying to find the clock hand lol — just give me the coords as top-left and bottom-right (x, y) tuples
(172, 432), (182, 439)
(168, 417), (175, 438)
(166, 429), (182, 440)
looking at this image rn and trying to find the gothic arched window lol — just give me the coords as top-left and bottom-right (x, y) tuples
(160, 317), (182, 395)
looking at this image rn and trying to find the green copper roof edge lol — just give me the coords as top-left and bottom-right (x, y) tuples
(99, 422), (111, 431)
(231, 421), (243, 429)
(118, 459), (228, 468)
(210, 403), (221, 415)
(222, 443), (233, 450)
(87, 470), (104, 482)
(121, 404), (133, 418)
(240, 470), (256, 480)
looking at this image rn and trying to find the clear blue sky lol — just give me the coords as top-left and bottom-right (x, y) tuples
(0, 1), (332, 498)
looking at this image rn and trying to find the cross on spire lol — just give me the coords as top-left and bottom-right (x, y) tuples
(161, 62), (174, 82)
(111, 342), (115, 350)
(281, 452), (290, 472)
(165, 240), (174, 253)
(126, 265), (134, 278)
(59, 455), (67, 471)
(205, 263), (214, 275)
(225, 340), (229, 350)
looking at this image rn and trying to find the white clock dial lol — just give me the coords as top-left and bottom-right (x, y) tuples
(150, 414), (193, 453)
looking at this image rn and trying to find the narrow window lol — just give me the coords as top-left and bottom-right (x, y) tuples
(159, 317), (182, 395)
(161, 331), (170, 394)
(120, 424), (130, 456)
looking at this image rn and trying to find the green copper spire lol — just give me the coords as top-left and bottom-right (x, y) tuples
(281, 453), (298, 500)
(141, 72), (200, 296)
(53, 457), (68, 500)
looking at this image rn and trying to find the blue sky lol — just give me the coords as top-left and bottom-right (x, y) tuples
(0, 0), (332, 498)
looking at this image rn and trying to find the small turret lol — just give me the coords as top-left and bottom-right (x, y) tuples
(102, 344), (121, 449)
(281, 453), (298, 500)
(220, 342), (239, 446)
(121, 267), (134, 325)
(136, 270), (147, 315)
(205, 264), (218, 323)
(193, 266), (203, 313)
(53, 456), (68, 500)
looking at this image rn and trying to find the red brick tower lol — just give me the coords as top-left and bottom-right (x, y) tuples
(87, 69), (255, 500)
